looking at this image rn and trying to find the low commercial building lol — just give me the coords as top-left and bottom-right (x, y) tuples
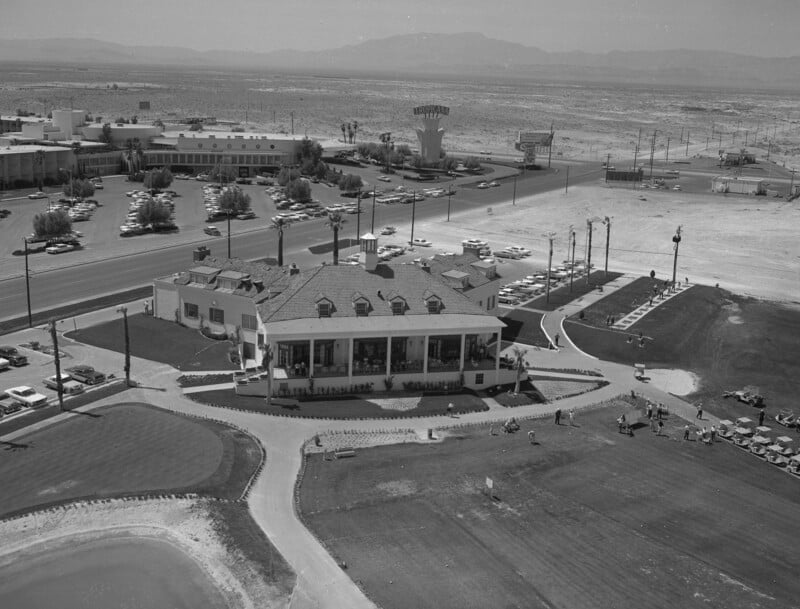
(711, 175), (766, 195)
(153, 235), (514, 395)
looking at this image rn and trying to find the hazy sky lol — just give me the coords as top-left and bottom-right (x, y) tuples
(3, 0), (798, 57)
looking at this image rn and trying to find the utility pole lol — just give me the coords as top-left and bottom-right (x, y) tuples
(569, 228), (577, 293)
(24, 238), (32, 328)
(767, 140), (771, 161)
(605, 153), (611, 183)
(586, 218), (597, 286)
(548, 122), (554, 168)
(680, 127), (684, 144)
(117, 306), (131, 386)
(649, 130), (656, 182)
(789, 168), (796, 198)
(665, 137), (671, 163)
(226, 211), (231, 258)
(512, 174), (517, 205)
(290, 111), (294, 135)
(410, 192), (416, 245)
(356, 190), (362, 239)
(564, 165), (569, 194)
(671, 226), (682, 285)
(543, 232), (556, 303)
(686, 131), (690, 157)
(49, 320), (64, 411)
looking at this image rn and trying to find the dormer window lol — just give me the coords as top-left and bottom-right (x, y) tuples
(355, 301), (369, 316)
(392, 300), (405, 315)
(318, 302), (331, 317)
(427, 300), (441, 314)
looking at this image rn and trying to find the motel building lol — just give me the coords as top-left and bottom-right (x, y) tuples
(153, 234), (517, 397)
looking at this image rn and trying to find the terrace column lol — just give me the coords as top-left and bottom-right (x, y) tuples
(423, 335), (429, 376)
(386, 336), (392, 378)
(309, 338), (315, 377)
(494, 330), (502, 385)
(348, 337), (354, 383)
(459, 333), (466, 373)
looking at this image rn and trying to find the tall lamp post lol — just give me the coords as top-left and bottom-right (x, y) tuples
(512, 174), (517, 205)
(24, 237), (32, 328)
(356, 189), (362, 239)
(409, 192), (417, 245)
(117, 306), (131, 386)
(569, 228), (577, 293)
(226, 211), (232, 258)
(371, 189), (376, 233)
(602, 216), (612, 277)
(447, 189), (452, 222)
(585, 217), (601, 286)
(543, 232), (556, 304)
(671, 225), (682, 286)
(49, 319), (64, 412)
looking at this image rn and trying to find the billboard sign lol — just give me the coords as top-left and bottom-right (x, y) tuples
(413, 105), (450, 117)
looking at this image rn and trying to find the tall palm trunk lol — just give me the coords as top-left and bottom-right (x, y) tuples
(278, 230), (284, 266)
(333, 227), (339, 265)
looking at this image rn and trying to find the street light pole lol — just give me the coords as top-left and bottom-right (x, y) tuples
(49, 319), (64, 412)
(543, 232), (555, 304)
(410, 192), (416, 245)
(671, 225), (682, 285)
(447, 191), (452, 221)
(117, 306), (131, 386)
(512, 174), (517, 205)
(603, 216), (611, 277)
(371, 189), (376, 233)
(356, 190), (362, 239)
(586, 219), (595, 286)
(569, 229), (576, 293)
(226, 212), (231, 258)
(24, 238), (32, 328)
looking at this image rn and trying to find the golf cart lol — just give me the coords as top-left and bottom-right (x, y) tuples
(775, 409), (797, 428)
(723, 386), (765, 407)
(717, 420), (735, 440)
(749, 426), (772, 457)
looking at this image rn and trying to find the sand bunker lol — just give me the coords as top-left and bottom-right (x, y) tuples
(646, 369), (699, 396)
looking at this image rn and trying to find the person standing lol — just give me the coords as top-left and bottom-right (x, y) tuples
(657, 419), (664, 436)
(683, 424), (690, 441)
(758, 408), (766, 426)
(554, 408), (562, 425)
(646, 402), (653, 420)
(696, 403), (704, 420)
(656, 403), (664, 420)
(554, 333), (560, 347)
(710, 425), (717, 443)
(568, 409), (575, 426)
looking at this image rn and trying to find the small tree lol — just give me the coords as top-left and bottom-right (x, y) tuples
(338, 173), (363, 193)
(512, 346), (528, 395)
(64, 178), (95, 199)
(32, 210), (73, 240)
(219, 188), (252, 215)
(297, 137), (323, 166)
(463, 156), (482, 171)
(136, 200), (173, 227)
(209, 165), (237, 185)
(189, 122), (202, 132)
(144, 167), (174, 191)
(277, 166), (301, 186)
(326, 211), (345, 265)
(285, 178), (311, 203)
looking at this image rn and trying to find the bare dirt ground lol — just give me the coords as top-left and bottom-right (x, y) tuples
(299, 402), (800, 609)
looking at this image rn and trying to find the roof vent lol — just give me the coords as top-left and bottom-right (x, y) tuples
(289, 263), (300, 276)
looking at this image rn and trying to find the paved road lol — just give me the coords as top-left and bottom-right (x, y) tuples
(0, 162), (602, 322)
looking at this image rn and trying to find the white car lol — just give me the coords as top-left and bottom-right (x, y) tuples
(488, 181), (500, 187)
(462, 238), (489, 248)
(410, 238), (433, 247)
(673, 185), (682, 191)
(380, 226), (397, 235)
(28, 191), (47, 199)
(6, 385), (48, 407)
(495, 249), (522, 259)
(43, 374), (85, 395)
(377, 176), (392, 182)
(477, 182), (490, 189)
(506, 245), (532, 257)
(45, 243), (76, 255)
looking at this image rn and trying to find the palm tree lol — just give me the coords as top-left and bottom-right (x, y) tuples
(347, 122), (353, 144)
(352, 120), (358, 145)
(326, 211), (345, 265)
(340, 123), (347, 143)
(33, 149), (45, 190)
(512, 346), (528, 395)
(270, 216), (289, 266)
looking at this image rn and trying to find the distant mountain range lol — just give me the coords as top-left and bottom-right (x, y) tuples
(2, 33), (799, 89)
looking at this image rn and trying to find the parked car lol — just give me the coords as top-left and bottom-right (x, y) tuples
(488, 181), (500, 187)
(65, 365), (106, 385)
(0, 357), (10, 372)
(28, 191), (47, 199)
(495, 249), (522, 259)
(6, 385), (48, 407)
(45, 243), (76, 255)
(477, 182), (489, 189)
(462, 238), (489, 248)
(377, 175), (392, 182)
(380, 226), (397, 235)
(0, 346), (27, 367)
(204, 226), (222, 236)
(410, 238), (433, 247)
(506, 245), (532, 257)
(43, 373), (85, 395)
(236, 211), (256, 220)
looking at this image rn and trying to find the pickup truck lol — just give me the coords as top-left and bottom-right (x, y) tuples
(65, 365), (106, 385)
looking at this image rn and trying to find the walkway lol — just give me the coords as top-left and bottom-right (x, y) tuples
(0, 287), (722, 609)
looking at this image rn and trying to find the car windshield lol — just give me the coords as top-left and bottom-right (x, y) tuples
(18, 388), (35, 396)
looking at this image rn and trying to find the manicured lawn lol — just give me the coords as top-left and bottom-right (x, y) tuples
(298, 400), (800, 609)
(499, 309), (550, 347)
(566, 275), (665, 326)
(0, 402), (262, 518)
(565, 286), (800, 422)
(66, 314), (239, 371)
(188, 389), (489, 419)
(524, 271), (622, 311)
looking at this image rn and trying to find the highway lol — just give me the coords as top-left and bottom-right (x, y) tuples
(0, 162), (602, 322)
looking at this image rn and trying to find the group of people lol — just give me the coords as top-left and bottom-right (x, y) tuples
(554, 408), (575, 426)
(687, 424), (717, 444)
